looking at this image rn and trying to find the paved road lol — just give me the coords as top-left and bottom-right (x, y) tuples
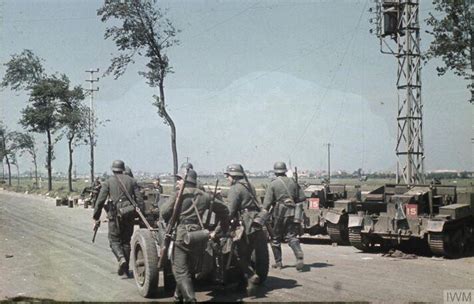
(1, 190), (473, 302)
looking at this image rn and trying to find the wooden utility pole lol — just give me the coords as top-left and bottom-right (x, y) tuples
(85, 69), (99, 186)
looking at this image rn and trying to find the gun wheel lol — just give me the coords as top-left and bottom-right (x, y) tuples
(131, 229), (159, 298)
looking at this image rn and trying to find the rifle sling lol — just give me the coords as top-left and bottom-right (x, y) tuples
(115, 174), (152, 230)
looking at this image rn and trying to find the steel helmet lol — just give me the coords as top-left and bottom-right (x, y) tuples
(176, 168), (197, 185)
(180, 162), (194, 170)
(124, 166), (134, 177)
(225, 164), (244, 177)
(111, 160), (125, 173)
(273, 161), (287, 174)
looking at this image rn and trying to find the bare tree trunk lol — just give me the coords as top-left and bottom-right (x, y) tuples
(33, 152), (38, 189)
(470, 3), (473, 104)
(5, 154), (11, 186)
(46, 129), (53, 191)
(158, 80), (178, 179)
(15, 162), (19, 187)
(68, 136), (74, 192)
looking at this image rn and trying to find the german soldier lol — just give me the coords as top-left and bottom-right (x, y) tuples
(92, 160), (144, 276)
(89, 177), (102, 208)
(263, 161), (306, 271)
(124, 166), (134, 178)
(225, 164), (263, 294)
(160, 169), (229, 303)
(180, 162), (205, 191)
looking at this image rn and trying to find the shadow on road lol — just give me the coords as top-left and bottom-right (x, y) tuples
(200, 276), (300, 302)
(280, 262), (333, 272)
(298, 237), (333, 245)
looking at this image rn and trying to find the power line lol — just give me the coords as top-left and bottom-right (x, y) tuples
(289, 0), (369, 156)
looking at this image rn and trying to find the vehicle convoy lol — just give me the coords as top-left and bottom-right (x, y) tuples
(302, 183), (415, 245)
(130, 185), (269, 298)
(348, 184), (474, 258)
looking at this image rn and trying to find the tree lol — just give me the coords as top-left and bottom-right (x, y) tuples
(58, 85), (88, 192)
(1, 49), (45, 91)
(0, 124), (13, 186)
(10, 132), (39, 189)
(425, 0), (473, 103)
(2, 50), (72, 191)
(19, 74), (70, 191)
(98, 0), (181, 176)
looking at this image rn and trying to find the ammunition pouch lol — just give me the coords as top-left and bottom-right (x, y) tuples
(184, 229), (210, 246)
(105, 199), (116, 219)
(294, 202), (305, 224)
(116, 199), (136, 219)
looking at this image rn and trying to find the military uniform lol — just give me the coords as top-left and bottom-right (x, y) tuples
(160, 170), (229, 303)
(263, 162), (306, 271)
(93, 160), (144, 276)
(225, 164), (264, 292)
(89, 179), (102, 208)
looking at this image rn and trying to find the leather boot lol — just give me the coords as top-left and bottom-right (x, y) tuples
(271, 244), (283, 269)
(173, 287), (182, 303)
(117, 256), (127, 276)
(178, 278), (196, 303)
(247, 274), (259, 296)
(123, 245), (131, 277)
(289, 239), (304, 271)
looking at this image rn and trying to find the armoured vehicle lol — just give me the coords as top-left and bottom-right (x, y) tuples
(302, 183), (357, 244)
(303, 183), (411, 245)
(348, 184), (474, 258)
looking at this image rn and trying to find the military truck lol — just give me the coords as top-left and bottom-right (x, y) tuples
(348, 184), (474, 258)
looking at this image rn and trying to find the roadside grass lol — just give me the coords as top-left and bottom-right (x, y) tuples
(1, 176), (472, 199)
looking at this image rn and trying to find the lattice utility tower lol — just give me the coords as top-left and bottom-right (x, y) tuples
(369, 0), (425, 185)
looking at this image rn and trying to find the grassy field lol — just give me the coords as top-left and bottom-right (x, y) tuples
(1, 175), (472, 199)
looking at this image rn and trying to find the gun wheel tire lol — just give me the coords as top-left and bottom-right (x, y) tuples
(131, 229), (159, 298)
(251, 230), (269, 284)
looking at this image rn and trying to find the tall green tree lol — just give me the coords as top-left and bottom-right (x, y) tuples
(58, 85), (88, 192)
(0, 124), (13, 186)
(425, 0), (473, 103)
(10, 132), (39, 188)
(98, 0), (181, 177)
(2, 50), (73, 191)
(19, 74), (69, 191)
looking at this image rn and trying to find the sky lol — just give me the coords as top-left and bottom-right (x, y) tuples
(0, 0), (472, 176)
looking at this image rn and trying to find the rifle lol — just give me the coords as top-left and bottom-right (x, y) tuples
(205, 179), (219, 228)
(92, 220), (100, 243)
(242, 173), (275, 239)
(293, 166), (305, 226)
(157, 170), (189, 269)
(115, 174), (154, 230)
